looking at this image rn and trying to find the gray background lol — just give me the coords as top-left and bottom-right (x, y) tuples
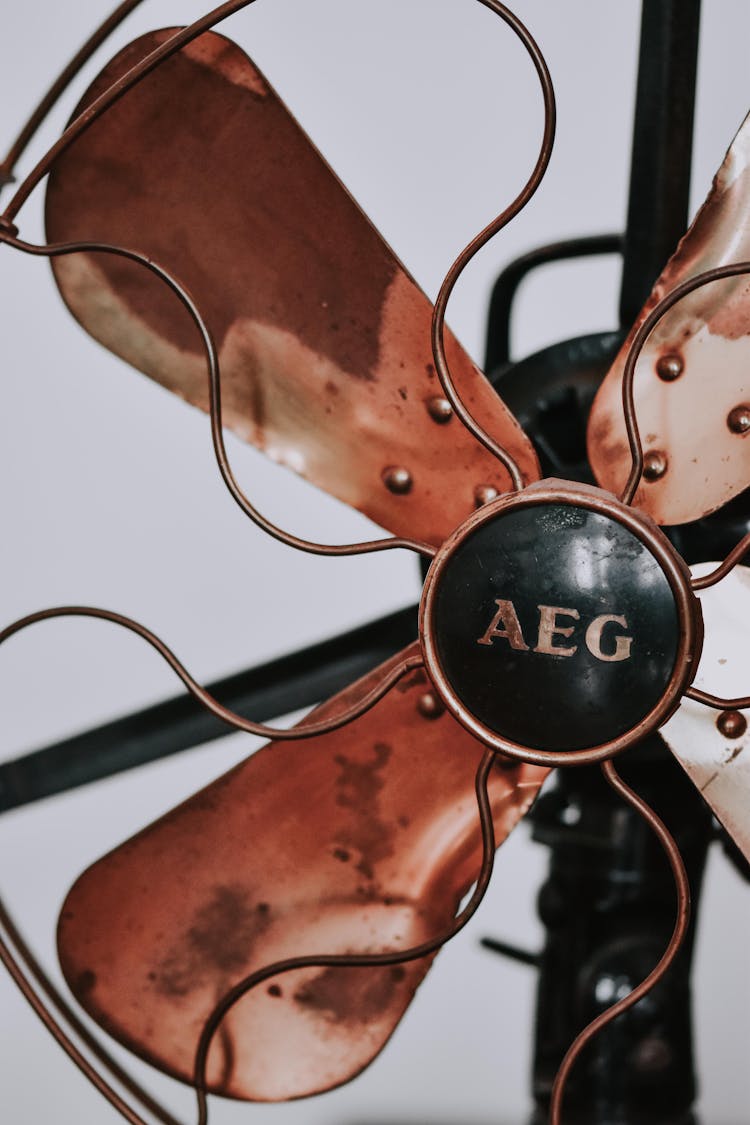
(1, 1), (749, 1122)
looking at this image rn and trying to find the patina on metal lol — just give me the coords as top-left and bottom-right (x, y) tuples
(43, 26), (541, 548)
(589, 113), (750, 523)
(55, 643), (545, 1101)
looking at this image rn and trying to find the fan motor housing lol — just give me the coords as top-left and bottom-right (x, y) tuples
(420, 481), (703, 766)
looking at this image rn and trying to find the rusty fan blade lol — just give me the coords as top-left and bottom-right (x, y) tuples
(57, 643), (546, 1101)
(661, 564), (750, 863)
(587, 112), (750, 524)
(45, 29), (540, 547)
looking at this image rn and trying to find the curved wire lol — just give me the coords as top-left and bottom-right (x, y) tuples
(1, 0), (260, 224)
(691, 531), (750, 591)
(0, 0), (148, 190)
(0, 0), (556, 496)
(619, 261), (750, 506)
(0, 231), (436, 560)
(191, 748), (497, 1124)
(0, 936), (168, 1125)
(0, 901), (179, 1125)
(687, 686), (750, 712)
(0, 606), (423, 741)
(431, 0), (556, 491)
(548, 758), (691, 1125)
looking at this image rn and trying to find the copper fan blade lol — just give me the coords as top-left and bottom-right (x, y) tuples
(45, 29), (540, 547)
(587, 112), (750, 524)
(661, 565), (750, 862)
(57, 643), (546, 1101)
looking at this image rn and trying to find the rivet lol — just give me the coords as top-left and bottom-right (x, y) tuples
(727, 405), (750, 435)
(474, 484), (500, 508)
(716, 710), (747, 739)
(655, 353), (684, 382)
(643, 450), (668, 481)
(426, 396), (453, 423)
(382, 466), (413, 495)
(417, 692), (444, 719)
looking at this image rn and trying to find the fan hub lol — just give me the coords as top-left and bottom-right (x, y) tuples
(420, 481), (702, 765)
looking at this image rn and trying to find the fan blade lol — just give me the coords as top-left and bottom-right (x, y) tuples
(661, 564), (750, 862)
(45, 29), (540, 547)
(57, 643), (546, 1101)
(587, 112), (750, 524)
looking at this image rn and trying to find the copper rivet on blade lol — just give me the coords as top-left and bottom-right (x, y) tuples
(655, 353), (684, 381)
(727, 405), (750, 435)
(643, 450), (668, 481)
(417, 692), (444, 719)
(716, 709), (747, 739)
(474, 484), (499, 508)
(426, 396), (453, 423)
(382, 466), (413, 494)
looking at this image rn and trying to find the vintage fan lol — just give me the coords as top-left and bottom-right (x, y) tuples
(1, 1), (749, 1122)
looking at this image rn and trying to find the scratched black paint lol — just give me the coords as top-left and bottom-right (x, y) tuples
(433, 504), (679, 752)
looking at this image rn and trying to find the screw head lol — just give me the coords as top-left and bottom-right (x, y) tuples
(716, 709), (747, 739)
(655, 353), (684, 381)
(426, 396), (453, 423)
(643, 450), (668, 481)
(417, 691), (444, 719)
(727, 405), (750, 435)
(382, 466), (413, 495)
(474, 484), (500, 508)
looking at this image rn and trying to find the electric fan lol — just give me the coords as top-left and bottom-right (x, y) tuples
(1, 2), (749, 1123)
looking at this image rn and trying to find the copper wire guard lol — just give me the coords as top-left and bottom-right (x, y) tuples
(0, 0), (556, 491)
(429, 0), (556, 491)
(0, 0), (745, 1122)
(0, 0), (147, 189)
(619, 260), (750, 507)
(0, 743), (496, 1125)
(0, 231), (438, 560)
(189, 748), (497, 1125)
(692, 531), (750, 591)
(0, 900), (180, 1125)
(548, 758), (692, 1125)
(0, 606), (423, 741)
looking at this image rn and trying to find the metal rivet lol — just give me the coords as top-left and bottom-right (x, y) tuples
(727, 405), (750, 435)
(426, 396), (453, 423)
(655, 353), (684, 381)
(417, 692), (444, 719)
(643, 450), (668, 481)
(474, 484), (500, 508)
(382, 466), (413, 495)
(716, 710), (747, 739)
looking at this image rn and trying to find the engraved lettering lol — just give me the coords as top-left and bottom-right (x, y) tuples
(533, 605), (580, 657)
(585, 614), (632, 662)
(477, 599), (529, 650)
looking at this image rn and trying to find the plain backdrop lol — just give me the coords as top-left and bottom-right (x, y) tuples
(1, 2), (749, 1122)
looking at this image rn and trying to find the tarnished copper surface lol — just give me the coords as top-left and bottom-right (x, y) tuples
(662, 564), (750, 862)
(57, 643), (546, 1101)
(45, 29), (540, 547)
(588, 113), (750, 524)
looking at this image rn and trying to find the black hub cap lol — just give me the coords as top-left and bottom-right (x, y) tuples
(420, 484), (701, 763)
